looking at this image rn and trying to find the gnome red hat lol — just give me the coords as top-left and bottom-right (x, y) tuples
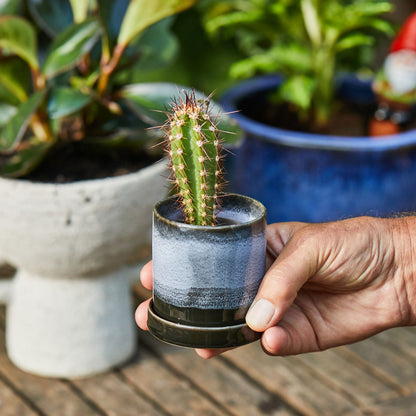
(384, 12), (416, 94)
(391, 12), (416, 53)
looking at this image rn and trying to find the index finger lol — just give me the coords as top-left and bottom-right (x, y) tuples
(140, 261), (153, 290)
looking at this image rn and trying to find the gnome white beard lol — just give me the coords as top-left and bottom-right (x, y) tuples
(384, 49), (416, 94)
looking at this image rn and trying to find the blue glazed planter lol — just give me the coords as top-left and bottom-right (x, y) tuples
(148, 194), (266, 348)
(221, 75), (416, 223)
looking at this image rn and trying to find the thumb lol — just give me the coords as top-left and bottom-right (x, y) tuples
(246, 223), (320, 332)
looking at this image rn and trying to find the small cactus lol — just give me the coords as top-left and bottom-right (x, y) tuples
(163, 91), (224, 226)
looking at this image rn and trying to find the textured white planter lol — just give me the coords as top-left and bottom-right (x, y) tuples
(0, 160), (167, 378)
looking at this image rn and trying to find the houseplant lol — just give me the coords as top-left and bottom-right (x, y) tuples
(0, 0), (239, 378)
(203, 0), (416, 223)
(147, 91), (267, 349)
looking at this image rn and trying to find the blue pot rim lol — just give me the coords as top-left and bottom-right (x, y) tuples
(220, 74), (416, 152)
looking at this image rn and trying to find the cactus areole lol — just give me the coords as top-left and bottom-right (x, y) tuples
(163, 91), (224, 226)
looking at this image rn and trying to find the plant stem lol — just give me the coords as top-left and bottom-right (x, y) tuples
(97, 44), (126, 96)
(30, 69), (53, 142)
(313, 46), (335, 127)
(31, 68), (45, 91)
(30, 111), (54, 143)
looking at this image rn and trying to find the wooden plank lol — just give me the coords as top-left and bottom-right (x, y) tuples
(345, 336), (416, 392)
(223, 342), (361, 416)
(142, 330), (298, 416)
(0, 376), (40, 416)
(72, 370), (162, 416)
(361, 393), (416, 416)
(0, 312), (99, 416)
(375, 327), (416, 361)
(296, 348), (400, 407)
(121, 343), (225, 416)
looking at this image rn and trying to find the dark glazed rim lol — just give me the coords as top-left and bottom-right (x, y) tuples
(147, 300), (261, 348)
(220, 74), (416, 152)
(153, 193), (266, 231)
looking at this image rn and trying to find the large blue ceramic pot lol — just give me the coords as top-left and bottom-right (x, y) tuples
(221, 75), (416, 223)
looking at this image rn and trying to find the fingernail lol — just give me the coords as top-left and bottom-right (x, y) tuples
(246, 299), (276, 331)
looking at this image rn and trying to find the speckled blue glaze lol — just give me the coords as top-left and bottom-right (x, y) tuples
(152, 194), (266, 326)
(221, 75), (416, 223)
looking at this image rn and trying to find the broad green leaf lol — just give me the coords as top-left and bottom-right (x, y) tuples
(1, 140), (53, 178)
(28, 0), (73, 38)
(0, 0), (22, 14)
(48, 87), (92, 119)
(361, 17), (395, 36)
(69, 0), (90, 23)
(230, 54), (276, 79)
(117, 0), (196, 47)
(121, 82), (188, 125)
(336, 33), (374, 52)
(279, 75), (315, 110)
(346, 2), (393, 17)
(130, 18), (179, 72)
(0, 83), (20, 106)
(206, 10), (262, 34)
(120, 82), (242, 143)
(0, 90), (46, 152)
(43, 18), (101, 78)
(0, 104), (17, 126)
(0, 57), (30, 102)
(96, 0), (129, 50)
(0, 16), (38, 70)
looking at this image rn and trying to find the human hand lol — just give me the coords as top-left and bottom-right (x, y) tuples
(135, 216), (416, 358)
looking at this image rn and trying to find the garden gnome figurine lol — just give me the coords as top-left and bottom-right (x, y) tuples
(370, 12), (416, 136)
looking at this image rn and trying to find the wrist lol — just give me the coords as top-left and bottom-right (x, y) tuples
(389, 216), (416, 326)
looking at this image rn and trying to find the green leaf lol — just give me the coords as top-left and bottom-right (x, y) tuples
(230, 44), (312, 79)
(130, 18), (179, 72)
(206, 10), (262, 34)
(346, 2), (393, 17)
(48, 87), (92, 119)
(336, 33), (374, 52)
(0, 57), (31, 102)
(0, 84), (20, 106)
(362, 17), (395, 36)
(0, 16), (38, 70)
(278, 75), (316, 110)
(0, 0), (22, 14)
(120, 82), (242, 143)
(43, 18), (101, 78)
(0, 90), (46, 152)
(117, 0), (196, 47)
(1, 140), (53, 178)
(69, 0), (90, 23)
(28, 0), (73, 38)
(121, 82), (188, 125)
(0, 104), (17, 126)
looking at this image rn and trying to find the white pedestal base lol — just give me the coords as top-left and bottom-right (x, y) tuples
(6, 268), (136, 378)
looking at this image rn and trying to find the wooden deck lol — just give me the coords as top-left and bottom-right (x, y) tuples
(0, 271), (415, 416)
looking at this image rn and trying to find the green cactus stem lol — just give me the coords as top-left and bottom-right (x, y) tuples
(164, 91), (224, 226)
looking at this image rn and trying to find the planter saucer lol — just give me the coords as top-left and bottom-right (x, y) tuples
(147, 301), (261, 349)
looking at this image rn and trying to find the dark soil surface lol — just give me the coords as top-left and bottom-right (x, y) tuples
(23, 143), (161, 184)
(237, 89), (416, 137)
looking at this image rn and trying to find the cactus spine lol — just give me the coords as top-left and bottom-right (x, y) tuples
(164, 91), (223, 226)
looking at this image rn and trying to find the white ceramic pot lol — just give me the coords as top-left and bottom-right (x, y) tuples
(0, 160), (167, 378)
